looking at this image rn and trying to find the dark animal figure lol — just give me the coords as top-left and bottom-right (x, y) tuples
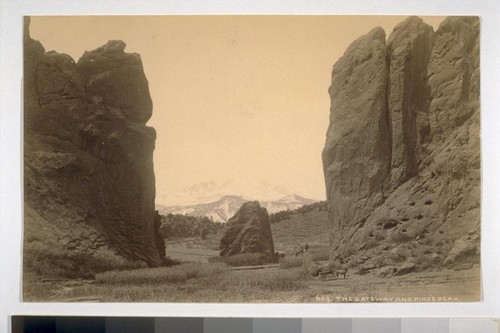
(335, 268), (347, 279)
(275, 251), (286, 259)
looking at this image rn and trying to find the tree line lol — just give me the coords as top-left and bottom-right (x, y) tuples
(158, 200), (328, 239)
(269, 200), (328, 223)
(158, 213), (224, 239)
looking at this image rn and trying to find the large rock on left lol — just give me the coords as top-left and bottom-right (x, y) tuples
(219, 201), (275, 258)
(23, 17), (165, 276)
(77, 40), (152, 124)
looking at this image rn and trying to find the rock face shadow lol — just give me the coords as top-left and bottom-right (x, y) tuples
(219, 201), (275, 260)
(322, 16), (480, 281)
(24, 16), (165, 276)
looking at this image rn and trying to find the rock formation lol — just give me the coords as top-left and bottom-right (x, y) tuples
(322, 16), (480, 274)
(219, 201), (275, 258)
(386, 17), (434, 187)
(322, 26), (391, 251)
(23, 17), (165, 273)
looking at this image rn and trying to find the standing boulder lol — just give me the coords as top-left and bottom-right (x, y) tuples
(219, 201), (275, 259)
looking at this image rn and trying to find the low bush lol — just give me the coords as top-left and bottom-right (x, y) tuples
(310, 248), (330, 261)
(208, 256), (225, 264)
(24, 243), (143, 279)
(279, 256), (302, 268)
(346, 259), (361, 270)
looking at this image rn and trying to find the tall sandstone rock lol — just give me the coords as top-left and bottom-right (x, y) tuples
(323, 16), (480, 271)
(23, 17), (165, 269)
(322, 27), (391, 250)
(386, 17), (434, 186)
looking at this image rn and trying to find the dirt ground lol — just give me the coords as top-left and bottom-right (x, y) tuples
(279, 266), (480, 303)
(160, 239), (480, 303)
(24, 242), (480, 303)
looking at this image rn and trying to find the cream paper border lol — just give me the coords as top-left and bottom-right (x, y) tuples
(1, 0), (499, 331)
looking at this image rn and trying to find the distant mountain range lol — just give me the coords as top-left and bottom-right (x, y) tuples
(156, 194), (317, 223)
(156, 178), (304, 207)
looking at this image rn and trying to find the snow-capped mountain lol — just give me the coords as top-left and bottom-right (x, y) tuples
(157, 195), (249, 223)
(156, 178), (296, 207)
(156, 193), (317, 223)
(262, 194), (317, 214)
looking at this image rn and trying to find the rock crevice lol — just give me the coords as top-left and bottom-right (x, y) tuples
(24, 17), (165, 267)
(323, 16), (480, 269)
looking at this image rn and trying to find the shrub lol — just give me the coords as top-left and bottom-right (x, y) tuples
(310, 248), (330, 261)
(346, 259), (360, 270)
(23, 243), (144, 279)
(279, 256), (302, 269)
(208, 256), (225, 264)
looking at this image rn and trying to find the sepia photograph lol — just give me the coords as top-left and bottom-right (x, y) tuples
(22, 15), (480, 303)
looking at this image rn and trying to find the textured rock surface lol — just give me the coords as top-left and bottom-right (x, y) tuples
(427, 17), (480, 142)
(32, 51), (87, 140)
(24, 17), (46, 131)
(444, 236), (479, 266)
(219, 201), (275, 258)
(323, 16), (480, 273)
(77, 40), (153, 124)
(322, 27), (391, 250)
(386, 17), (434, 186)
(393, 262), (416, 276)
(23, 18), (165, 270)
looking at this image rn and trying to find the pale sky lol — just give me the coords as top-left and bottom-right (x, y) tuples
(29, 15), (445, 204)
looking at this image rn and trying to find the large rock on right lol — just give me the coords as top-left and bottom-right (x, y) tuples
(219, 201), (275, 259)
(322, 16), (480, 272)
(386, 16), (434, 187)
(322, 27), (391, 257)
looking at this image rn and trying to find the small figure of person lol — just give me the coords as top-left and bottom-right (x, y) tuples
(99, 141), (107, 160)
(305, 243), (309, 252)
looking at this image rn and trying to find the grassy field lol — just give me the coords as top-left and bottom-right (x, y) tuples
(161, 209), (330, 263)
(23, 209), (480, 303)
(24, 260), (480, 303)
(25, 262), (307, 302)
(272, 210), (330, 258)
